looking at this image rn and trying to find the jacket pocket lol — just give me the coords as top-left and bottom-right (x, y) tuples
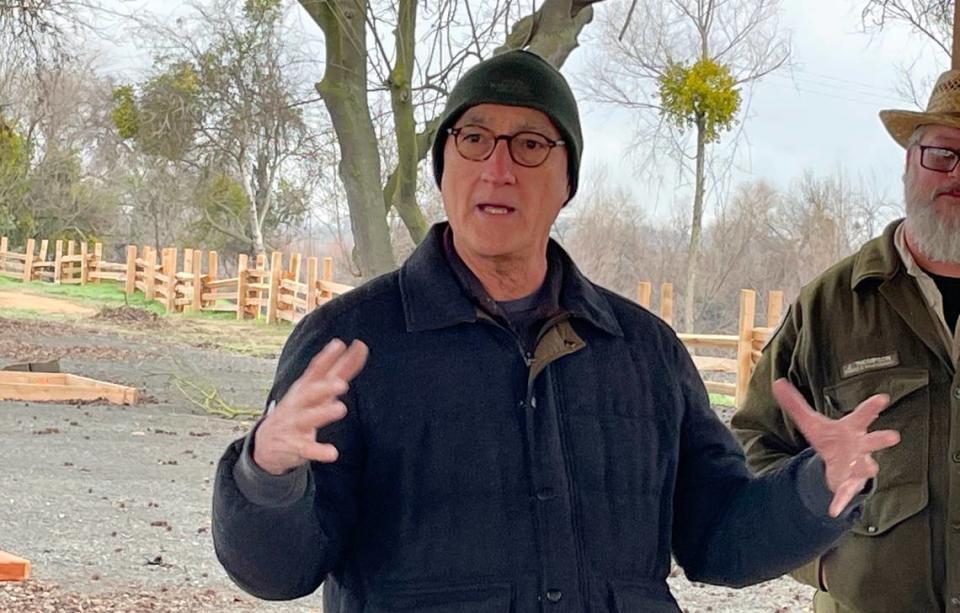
(822, 368), (929, 536)
(608, 580), (680, 613)
(365, 582), (514, 613)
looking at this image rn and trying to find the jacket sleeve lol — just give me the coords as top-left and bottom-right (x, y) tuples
(670, 316), (853, 588)
(729, 302), (827, 589)
(211, 312), (364, 600)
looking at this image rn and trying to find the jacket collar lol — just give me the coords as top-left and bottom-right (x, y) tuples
(399, 222), (622, 337)
(851, 218), (905, 290)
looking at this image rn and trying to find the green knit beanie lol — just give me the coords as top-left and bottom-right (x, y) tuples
(432, 49), (583, 201)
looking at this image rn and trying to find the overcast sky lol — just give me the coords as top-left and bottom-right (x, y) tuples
(91, 0), (945, 226)
(573, 0), (944, 222)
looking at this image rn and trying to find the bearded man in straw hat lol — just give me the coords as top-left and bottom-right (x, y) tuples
(733, 69), (960, 613)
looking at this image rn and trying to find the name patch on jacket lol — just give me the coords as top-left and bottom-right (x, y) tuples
(841, 352), (900, 378)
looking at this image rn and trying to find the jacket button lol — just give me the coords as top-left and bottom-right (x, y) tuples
(866, 525), (877, 534)
(545, 589), (562, 603)
(536, 487), (556, 501)
(950, 595), (960, 607)
(954, 388), (960, 401)
(953, 451), (960, 463)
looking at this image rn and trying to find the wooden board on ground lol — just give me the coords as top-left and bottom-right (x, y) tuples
(0, 550), (30, 581)
(0, 372), (138, 405)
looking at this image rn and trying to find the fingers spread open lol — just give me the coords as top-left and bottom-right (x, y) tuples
(300, 442), (340, 464)
(328, 340), (369, 383)
(297, 401), (348, 431)
(844, 393), (891, 430)
(829, 478), (867, 518)
(859, 429), (901, 453)
(302, 339), (348, 382)
(773, 378), (824, 437)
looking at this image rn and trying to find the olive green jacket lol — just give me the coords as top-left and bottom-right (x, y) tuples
(732, 220), (960, 613)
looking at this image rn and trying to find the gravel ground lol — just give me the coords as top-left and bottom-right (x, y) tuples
(0, 310), (815, 612)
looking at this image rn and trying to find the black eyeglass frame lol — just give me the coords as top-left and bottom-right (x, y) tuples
(446, 125), (565, 168)
(917, 145), (960, 173)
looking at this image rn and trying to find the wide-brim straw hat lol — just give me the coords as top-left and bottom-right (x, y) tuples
(880, 69), (960, 148)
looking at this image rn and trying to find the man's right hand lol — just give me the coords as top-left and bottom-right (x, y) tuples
(253, 339), (369, 476)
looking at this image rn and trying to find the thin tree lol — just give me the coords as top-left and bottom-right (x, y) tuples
(581, 0), (789, 331)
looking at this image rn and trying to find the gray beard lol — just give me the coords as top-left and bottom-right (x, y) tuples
(904, 181), (960, 264)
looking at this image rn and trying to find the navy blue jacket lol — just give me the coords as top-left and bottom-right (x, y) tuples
(213, 223), (854, 612)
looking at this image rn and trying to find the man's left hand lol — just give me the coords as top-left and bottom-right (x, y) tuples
(772, 378), (901, 518)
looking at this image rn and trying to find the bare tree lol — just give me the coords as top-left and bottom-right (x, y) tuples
(581, 0), (789, 331)
(114, 0), (330, 256)
(861, 0), (952, 58)
(296, 0), (605, 279)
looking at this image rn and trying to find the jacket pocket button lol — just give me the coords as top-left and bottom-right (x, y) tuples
(866, 525), (877, 534)
(545, 589), (562, 603)
(953, 451), (960, 463)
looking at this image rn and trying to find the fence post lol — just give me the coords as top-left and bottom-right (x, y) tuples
(164, 248), (177, 313)
(321, 256), (334, 301)
(267, 251), (282, 324)
(236, 253), (249, 321)
(54, 240), (63, 285)
(290, 253), (302, 284)
(306, 256), (319, 313)
(23, 238), (35, 283)
(735, 289), (757, 408)
(636, 281), (652, 309)
(191, 249), (202, 313)
(79, 242), (89, 285)
(92, 242), (103, 284)
(659, 282), (674, 327)
(0, 236), (6, 273)
(183, 248), (194, 282)
(38, 240), (49, 274)
(205, 251), (218, 308)
(125, 246), (137, 296)
(145, 247), (157, 302)
(255, 253), (266, 319)
(766, 290), (784, 328)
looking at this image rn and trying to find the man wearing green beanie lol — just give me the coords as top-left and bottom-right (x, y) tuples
(214, 49), (899, 612)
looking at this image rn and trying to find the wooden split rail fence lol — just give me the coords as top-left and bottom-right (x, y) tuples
(1, 236), (786, 404)
(0, 237), (353, 324)
(636, 281), (784, 406)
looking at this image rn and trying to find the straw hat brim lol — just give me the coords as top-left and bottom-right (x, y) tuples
(880, 109), (960, 148)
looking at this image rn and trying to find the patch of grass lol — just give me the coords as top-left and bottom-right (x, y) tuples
(709, 393), (736, 407)
(0, 307), (45, 319)
(0, 277), (295, 356)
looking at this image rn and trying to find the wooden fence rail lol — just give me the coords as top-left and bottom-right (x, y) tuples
(0, 236), (354, 323)
(1, 236), (785, 405)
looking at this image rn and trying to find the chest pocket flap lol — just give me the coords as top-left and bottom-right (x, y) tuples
(823, 368), (930, 536)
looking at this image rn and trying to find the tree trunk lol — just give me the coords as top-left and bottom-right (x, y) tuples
(498, 0), (597, 66)
(385, 0), (428, 245)
(304, 0), (395, 279)
(684, 116), (706, 333)
(240, 153), (267, 254)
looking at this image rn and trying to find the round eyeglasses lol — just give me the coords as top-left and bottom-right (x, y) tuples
(917, 145), (960, 173)
(447, 125), (565, 168)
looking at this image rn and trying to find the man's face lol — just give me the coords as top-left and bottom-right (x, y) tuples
(904, 123), (960, 263)
(440, 103), (569, 264)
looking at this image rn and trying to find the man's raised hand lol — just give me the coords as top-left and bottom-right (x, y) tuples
(772, 378), (900, 518)
(253, 339), (369, 476)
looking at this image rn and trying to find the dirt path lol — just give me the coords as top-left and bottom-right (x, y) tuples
(0, 289), (97, 315)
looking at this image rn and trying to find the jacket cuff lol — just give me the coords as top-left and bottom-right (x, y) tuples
(795, 451), (868, 522)
(233, 419), (310, 508)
